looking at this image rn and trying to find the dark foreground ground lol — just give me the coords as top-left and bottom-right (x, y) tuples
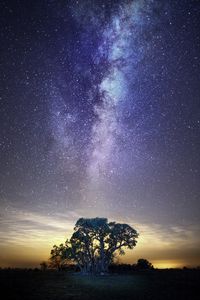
(0, 269), (199, 300)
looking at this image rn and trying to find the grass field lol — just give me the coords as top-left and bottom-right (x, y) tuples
(0, 269), (199, 300)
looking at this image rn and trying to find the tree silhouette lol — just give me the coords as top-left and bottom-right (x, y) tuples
(40, 261), (48, 271)
(49, 244), (71, 271)
(136, 258), (154, 270)
(50, 217), (138, 274)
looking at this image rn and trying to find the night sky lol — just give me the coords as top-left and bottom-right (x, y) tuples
(0, 0), (200, 268)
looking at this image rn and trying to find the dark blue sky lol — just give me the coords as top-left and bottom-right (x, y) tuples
(0, 0), (200, 268)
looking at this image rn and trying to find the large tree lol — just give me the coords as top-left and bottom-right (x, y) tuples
(50, 217), (139, 274)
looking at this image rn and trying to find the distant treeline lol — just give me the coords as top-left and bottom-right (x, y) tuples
(0, 265), (200, 273)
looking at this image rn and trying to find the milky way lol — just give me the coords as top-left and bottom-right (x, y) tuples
(0, 0), (200, 267)
(85, 1), (160, 211)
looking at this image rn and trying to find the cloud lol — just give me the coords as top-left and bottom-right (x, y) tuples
(0, 208), (79, 247)
(1, 208), (199, 268)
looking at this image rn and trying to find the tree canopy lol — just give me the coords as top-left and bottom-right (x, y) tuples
(50, 217), (139, 274)
(136, 258), (154, 270)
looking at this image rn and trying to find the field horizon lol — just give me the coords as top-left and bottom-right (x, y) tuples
(0, 268), (199, 300)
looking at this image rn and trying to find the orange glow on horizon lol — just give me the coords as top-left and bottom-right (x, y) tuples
(0, 212), (199, 269)
(151, 260), (185, 269)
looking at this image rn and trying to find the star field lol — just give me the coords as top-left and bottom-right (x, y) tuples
(0, 0), (200, 268)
